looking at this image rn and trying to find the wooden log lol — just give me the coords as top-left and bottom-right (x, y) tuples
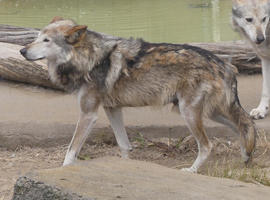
(193, 41), (261, 74)
(0, 25), (262, 74)
(0, 58), (61, 90)
(0, 25), (263, 91)
(0, 24), (39, 46)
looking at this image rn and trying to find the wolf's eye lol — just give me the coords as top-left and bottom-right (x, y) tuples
(262, 16), (267, 22)
(245, 18), (253, 23)
(43, 38), (50, 42)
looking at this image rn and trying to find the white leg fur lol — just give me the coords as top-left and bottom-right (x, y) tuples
(104, 107), (132, 158)
(63, 112), (98, 166)
(250, 58), (270, 119)
(63, 150), (76, 166)
(181, 144), (212, 173)
(178, 96), (212, 173)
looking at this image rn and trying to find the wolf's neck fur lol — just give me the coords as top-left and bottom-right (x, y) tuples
(48, 30), (142, 93)
(53, 61), (85, 92)
(68, 31), (116, 73)
(48, 32), (116, 93)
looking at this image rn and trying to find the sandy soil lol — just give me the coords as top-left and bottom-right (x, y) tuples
(1, 129), (270, 200)
(0, 75), (270, 199)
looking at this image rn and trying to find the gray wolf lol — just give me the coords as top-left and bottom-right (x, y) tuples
(232, 0), (270, 119)
(20, 17), (256, 173)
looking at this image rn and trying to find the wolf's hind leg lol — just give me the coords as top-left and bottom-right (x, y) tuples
(104, 107), (132, 158)
(211, 104), (256, 164)
(211, 114), (237, 133)
(178, 98), (212, 173)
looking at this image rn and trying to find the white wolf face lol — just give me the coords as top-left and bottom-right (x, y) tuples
(232, 0), (270, 45)
(20, 18), (87, 65)
(20, 31), (64, 61)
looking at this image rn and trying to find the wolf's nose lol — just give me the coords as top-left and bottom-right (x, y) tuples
(20, 48), (27, 56)
(256, 35), (265, 44)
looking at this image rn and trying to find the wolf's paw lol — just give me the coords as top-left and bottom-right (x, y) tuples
(63, 150), (76, 166)
(120, 150), (130, 159)
(63, 158), (74, 166)
(250, 107), (268, 120)
(120, 147), (132, 159)
(181, 167), (197, 173)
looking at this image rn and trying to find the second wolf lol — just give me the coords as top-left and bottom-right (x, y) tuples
(20, 17), (256, 173)
(232, 0), (270, 119)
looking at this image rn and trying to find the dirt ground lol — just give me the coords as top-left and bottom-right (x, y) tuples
(0, 75), (270, 199)
(1, 129), (270, 200)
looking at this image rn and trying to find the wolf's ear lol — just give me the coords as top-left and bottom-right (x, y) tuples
(65, 25), (88, 44)
(50, 16), (64, 24)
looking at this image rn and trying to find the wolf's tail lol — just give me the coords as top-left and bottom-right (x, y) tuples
(217, 68), (257, 163)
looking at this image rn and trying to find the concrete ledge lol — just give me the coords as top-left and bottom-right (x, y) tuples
(12, 157), (270, 200)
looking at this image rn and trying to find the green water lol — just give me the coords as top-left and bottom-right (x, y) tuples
(0, 0), (239, 43)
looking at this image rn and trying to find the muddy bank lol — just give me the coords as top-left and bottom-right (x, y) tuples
(1, 128), (270, 200)
(0, 74), (268, 149)
(0, 122), (237, 150)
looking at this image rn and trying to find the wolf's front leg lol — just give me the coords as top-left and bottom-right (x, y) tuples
(63, 93), (99, 166)
(250, 58), (270, 119)
(104, 107), (132, 158)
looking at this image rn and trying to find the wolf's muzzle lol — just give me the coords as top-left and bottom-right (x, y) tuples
(20, 48), (27, 57)
(256, 35), (265, 44)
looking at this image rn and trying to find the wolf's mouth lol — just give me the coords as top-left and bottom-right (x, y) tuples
(24, 57), (45, 61)
(20, 48), (45, 61)
(255, 41), (265, 45)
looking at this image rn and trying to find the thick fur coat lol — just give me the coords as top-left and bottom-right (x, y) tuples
(20, 17), (257, 172)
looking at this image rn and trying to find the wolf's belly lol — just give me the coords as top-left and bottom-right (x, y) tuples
(102, 87), (177, 108)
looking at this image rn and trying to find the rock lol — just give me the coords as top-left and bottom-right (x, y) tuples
(13, 176), (90, 200)
(12, 157), (270, 200)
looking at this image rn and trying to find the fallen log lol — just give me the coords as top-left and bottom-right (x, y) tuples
(0, 25), (262, 74)
(0, 24), (39, 46)
(0, 25), (262, 90)
(0, 58), (61, 90)
(193, 41), (261, 74)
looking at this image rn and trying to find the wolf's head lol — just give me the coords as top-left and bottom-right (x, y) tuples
(232, 0), (270, 45)
(20, 17), (88, 65)
(20, 17), (95, 91)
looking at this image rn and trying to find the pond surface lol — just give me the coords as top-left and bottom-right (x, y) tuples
(0, 0), (239, 43)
